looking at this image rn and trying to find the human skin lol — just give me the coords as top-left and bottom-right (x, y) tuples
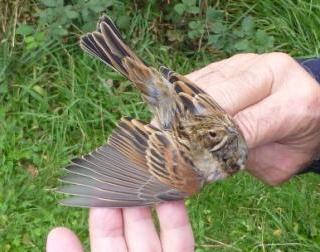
(188, 52), (320, 185)
(47, 202), (194, 252)
(46, 52), (320, 252)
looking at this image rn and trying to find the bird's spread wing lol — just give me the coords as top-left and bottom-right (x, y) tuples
(160, 66), (225, 115)
(59, 117), (203, 208)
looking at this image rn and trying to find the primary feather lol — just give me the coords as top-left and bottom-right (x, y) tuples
(60, 118), (202, 207)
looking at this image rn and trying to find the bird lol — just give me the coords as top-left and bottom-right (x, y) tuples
(58, 15), (248, 208)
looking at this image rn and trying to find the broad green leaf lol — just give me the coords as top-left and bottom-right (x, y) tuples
(16, 24), (34, 36)
(81, 22), (96, 32)
(206, 7), (224, 23)
(40, 0), (63, 7)
(91, 0), (113, 8)
(64, 6), (79, 19)
(40, 0), (56, 7)
(208, 34), (224, 49)
(81, 8), (89, 20)
(174, 3), (186, 16)
(188, 20), (202, 30)
(234, 39), (250, 51)
(208, 34), (220, 44)
(255, 30), (274, 52)
(24, 36), (35, 44)
(187, 6), (200, 14)
(241, 16), (255, 35)
(212, 21), (226, 33)
(266, 36), (274, 48)
(34, 32), (45, 41)
(26, 41), (38, 50)
(233, 29), (245, 38)
(87, 0), (110, 12)
(51, 27), (68, 37)
(183, 0), (196, 6)
(188, 30), (200, 39)
(255, 29), (269, 45)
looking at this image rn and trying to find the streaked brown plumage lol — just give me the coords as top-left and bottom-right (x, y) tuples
(59, 15), (248, 208)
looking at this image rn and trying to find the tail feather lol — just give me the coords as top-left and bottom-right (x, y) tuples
(80, 15), (144, 77)
(99, 22), (131, 59)
(80, 15), (178, 128)
(96, 15), (125, 44)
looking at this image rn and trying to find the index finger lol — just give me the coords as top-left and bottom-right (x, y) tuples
(156, 201), (194, 252)
(186, 54), (274, 115)
(89, 208), (127, 252)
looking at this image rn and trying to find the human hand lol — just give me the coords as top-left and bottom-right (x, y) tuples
(187, 53), (320, 185)
(47, 53), (319, 251)
(46, 201), (194, 252)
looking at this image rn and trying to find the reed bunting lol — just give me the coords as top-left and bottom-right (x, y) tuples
(59, 15), (248, 207)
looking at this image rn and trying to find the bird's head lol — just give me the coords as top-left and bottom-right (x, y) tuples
(182, 114), (248, 182)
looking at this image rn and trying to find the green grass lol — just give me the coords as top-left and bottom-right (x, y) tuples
(1, 0), (320, 251)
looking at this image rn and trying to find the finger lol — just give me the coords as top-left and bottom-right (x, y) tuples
(46, 227), (84, 252)
(217, 53), (261, 75)
(234, 52), (320, 147)
(156, 201), (194, 252)
(123, 207), (161, 252)
(187, 57), (274, 115)
(186, 53), (259, 83)
(89, 208), (127, 252)
(206, 67), (273, 115)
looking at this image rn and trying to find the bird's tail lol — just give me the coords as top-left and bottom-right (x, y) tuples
(80, 15), (177, 128)
(80, 16), (167, 99)
(80, 16), (145, 75)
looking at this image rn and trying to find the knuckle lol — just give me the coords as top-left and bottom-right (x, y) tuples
(307, 90), (320, 127)
(263, 52), (298, 77)
(245, 63), (274, 93)
(260, 52), (299, 87)
(300, 87), (316, 103)
(297, 85), (320, 115)
(267, 52), (295, 66)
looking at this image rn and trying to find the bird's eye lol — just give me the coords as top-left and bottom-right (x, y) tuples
(209, 132), (217, 138)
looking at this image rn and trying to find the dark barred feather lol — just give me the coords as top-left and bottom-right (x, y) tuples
(59, 118), (201, 207)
